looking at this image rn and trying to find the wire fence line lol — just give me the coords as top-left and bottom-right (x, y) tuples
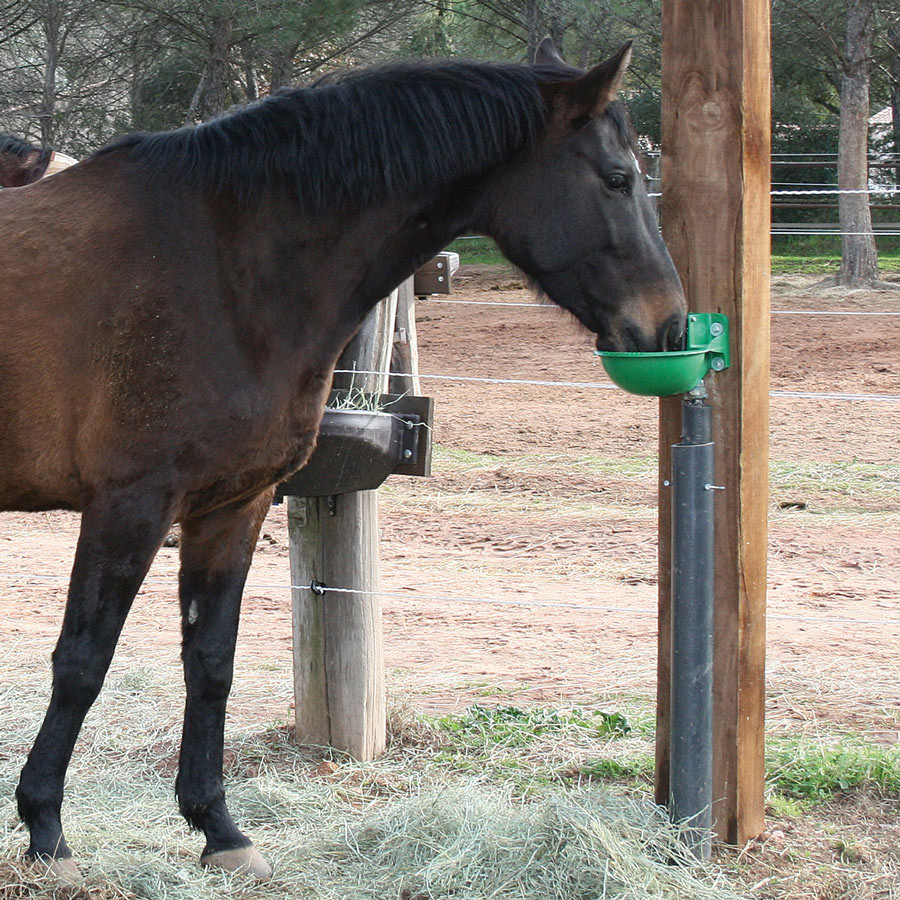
(770, 310), (900, 317)
(772, 153), (900, 158)
(645, 188), (900, 197)
(771, 230), (900, 236)
(770, 187), (900, 196)
(341, 262), (900, 642)
(773, 181), (896, 187)
(335, 369), (900, 404)
(297, 584), (900, 628)
(561, 193), (900, 232)
(2, 254), (896, 676)
(1, 572), (898, 630)
(338, 368), (620, 390)
(770, 389), (900, 402)
(423, 297), (900, 316)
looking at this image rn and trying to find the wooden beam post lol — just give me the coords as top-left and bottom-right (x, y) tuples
(287, 289), (399, 760)
(655, 0), (770, 844)
(390, 277), (422, 395)
(288, 491), (385, 758)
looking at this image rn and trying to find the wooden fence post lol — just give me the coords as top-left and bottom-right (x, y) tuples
(391, 277), (422, 395)
(287, 288), (400, 760)
(656, 0), (771, 844)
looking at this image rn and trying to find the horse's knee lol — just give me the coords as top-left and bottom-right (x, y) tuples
(183, 646), (235, 701)
(51, 647), (107, 708)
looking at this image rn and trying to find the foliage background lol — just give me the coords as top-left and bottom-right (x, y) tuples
(0, 1), (897, 160)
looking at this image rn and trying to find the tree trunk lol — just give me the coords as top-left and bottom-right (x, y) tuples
(184, 65), (208, 125)
(39, 1), (62, 148)
(200, 14), (232, 120)
(429, 0), (453, 56)
(546, 4), (566, 53)
(889, 25), (900, 186)
(270, 44), (297, 91)
(241, 40), (259, 102)
(835, 0), (879, 287)
(524, 0), (543, 62)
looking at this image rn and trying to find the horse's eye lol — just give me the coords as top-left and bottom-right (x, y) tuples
(604, 173), (630, 194)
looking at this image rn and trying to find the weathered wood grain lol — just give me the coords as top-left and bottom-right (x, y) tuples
(656, 0), (770, 845)
(288, 293), (397, 760)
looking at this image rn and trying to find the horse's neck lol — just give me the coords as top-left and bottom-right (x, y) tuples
(352, 191), (479, 303)
(273, 185), (480, 315)
(209, 185), (477, 356)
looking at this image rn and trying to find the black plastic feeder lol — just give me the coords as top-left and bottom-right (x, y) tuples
(275, 393), (433, 501)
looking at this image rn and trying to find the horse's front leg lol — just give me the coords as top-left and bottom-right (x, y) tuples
(176, 490), (273, 879)
(16, 491), (176, 882)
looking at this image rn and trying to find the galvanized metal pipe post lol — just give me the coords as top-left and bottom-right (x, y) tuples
(669, 381), (715, 859)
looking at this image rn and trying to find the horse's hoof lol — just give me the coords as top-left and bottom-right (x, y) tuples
(200, 845), (272, 879)
(30, 855), (83, 886)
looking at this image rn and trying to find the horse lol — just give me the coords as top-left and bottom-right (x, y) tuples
(0, 134), (52, 187)
(0, 39), (684, 882)
(0, 133), (78, 187)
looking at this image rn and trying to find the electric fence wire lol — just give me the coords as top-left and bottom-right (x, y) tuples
(0, 572), (897, 629)
(334, 369), (900, 403)
(770, 187), (900, 195)
(421, 297), (900, 316)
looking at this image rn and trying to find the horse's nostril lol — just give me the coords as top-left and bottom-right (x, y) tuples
(659, 316), (686, 352)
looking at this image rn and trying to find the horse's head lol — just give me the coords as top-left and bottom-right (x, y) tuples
(0, 135), (52, 188)
(482, 41), (685, 353)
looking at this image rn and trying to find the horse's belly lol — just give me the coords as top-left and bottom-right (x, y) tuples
(0, 389), (82, 511)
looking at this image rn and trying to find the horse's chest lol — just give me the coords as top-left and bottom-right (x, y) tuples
(190, 381), (329, 508)
(242, 392), (325, 472)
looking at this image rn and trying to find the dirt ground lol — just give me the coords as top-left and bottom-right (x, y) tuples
(1, 268), (898, 719)
(0, 269), (898, 895)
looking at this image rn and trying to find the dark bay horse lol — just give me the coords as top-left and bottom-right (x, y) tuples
(0, 41), (684, 881)
(0, 134), (77, 187)
(0, 134), (51, 186)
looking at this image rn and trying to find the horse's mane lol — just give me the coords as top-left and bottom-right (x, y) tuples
(0, 133), (39, 157)
(96, 59), (630, 213)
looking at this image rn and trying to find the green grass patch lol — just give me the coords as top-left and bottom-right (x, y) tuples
(444, 235), (900, 273)
(766, 792), (809, 818)
(772, 254), (841, 275)
(767, 737), (900, 802)
(436, 704), (631, 751)
(574, 755), (655, 782)
(772, 233), (900, 263)
(772, 253), (900, 275)
(414, 704), (653, 796)
(446, 236), (507, 267)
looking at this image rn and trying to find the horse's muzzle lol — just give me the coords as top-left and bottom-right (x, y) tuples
(595, 311), (686, 353)
(657, 313), (686, 352)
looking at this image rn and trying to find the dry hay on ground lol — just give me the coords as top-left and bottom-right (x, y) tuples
(0, 662), (742, 900)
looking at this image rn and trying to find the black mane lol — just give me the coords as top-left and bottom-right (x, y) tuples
(97, 59), (606, 213)
(0, 133), (39, 157)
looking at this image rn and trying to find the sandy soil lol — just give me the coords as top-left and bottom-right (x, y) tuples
(0, 269), (898, 741)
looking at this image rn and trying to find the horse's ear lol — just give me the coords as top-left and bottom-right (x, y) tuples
(547, 41), (633, 122)
(534, 36), (565, 66)
(23, 149), (51, 184)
